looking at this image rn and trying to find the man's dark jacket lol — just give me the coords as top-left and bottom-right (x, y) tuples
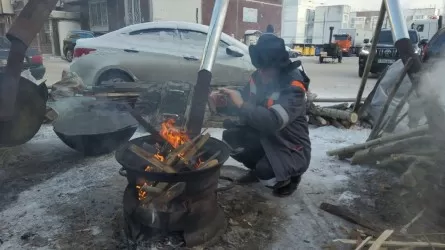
(238, 62), (311, 182)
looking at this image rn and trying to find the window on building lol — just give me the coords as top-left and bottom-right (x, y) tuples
(125, 0), (142, 25)
(89, 0), (108, 31)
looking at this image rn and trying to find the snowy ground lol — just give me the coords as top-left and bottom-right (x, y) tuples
(0, 124), (371, 250)
(0, 56), (380, 249)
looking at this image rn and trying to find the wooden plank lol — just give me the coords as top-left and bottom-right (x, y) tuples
(333, 239), (445, 248)
(354, 236), (373, 250)
(129, 144), (177, 173)
(319, 202), (382, 232)
(369, 230), (394, 250)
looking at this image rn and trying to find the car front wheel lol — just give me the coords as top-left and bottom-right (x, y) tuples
(97, 70), (133, 85)
(65, 49), (73, 62)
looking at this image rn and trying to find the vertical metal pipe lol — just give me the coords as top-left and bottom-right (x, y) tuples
(384, 0), (409, 41)
(384, 0), (422, 73)
(199, 0), (230, 72)
(354, 2), (386, 113)
(186, 0), (230, 137)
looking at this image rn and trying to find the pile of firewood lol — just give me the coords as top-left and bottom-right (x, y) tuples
(326, 125), (445, 189)
(320, 203), (445, 249)
(305, 93), (361, 129)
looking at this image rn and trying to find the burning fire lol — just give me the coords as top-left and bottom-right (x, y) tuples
(159, 119), (189, 148)
(136, 119), (191, 201)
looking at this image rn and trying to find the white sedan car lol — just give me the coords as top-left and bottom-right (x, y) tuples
(69, 21), (255, 87)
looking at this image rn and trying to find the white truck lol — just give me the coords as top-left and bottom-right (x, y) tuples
(337, 28), (373, 55)
(409, 17), (443, 42)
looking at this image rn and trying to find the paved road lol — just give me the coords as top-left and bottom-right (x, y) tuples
(299, 56), (377, 99)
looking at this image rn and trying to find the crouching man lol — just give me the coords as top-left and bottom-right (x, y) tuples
(220, 34), (311, 197)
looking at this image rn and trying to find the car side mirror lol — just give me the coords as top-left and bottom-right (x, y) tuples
(226, 46), (244, 57)
(363, 38), (370, 44)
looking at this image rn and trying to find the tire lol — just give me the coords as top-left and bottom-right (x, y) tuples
(338, 55), (342, 63)
(65, 49), (73, 62)
(97, 70), (133, 85)
(358, 67), (364, 78)
(319, 56), (323, 63)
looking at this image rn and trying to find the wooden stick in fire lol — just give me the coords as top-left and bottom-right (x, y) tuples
(165, 133), (203, 166)
(129, 144), (177, 173)
(181, 133), (211, 164)
(128, 108), (169, 144)
(198, 150), (221, 170)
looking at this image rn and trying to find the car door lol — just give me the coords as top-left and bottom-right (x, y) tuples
(177, 29), (252, 86)
(124, 26), (183, 83)
(427, 30), (445, 61)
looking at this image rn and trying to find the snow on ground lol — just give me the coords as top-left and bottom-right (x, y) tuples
(0, 125), (370, 249)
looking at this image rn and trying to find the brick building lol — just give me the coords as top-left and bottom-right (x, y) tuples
(202, 0), (283, 40)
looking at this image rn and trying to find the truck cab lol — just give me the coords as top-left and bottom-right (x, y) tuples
(333, 33), (352, 56)
(410, 18), (442, 41)
(358, 29), (420, 77)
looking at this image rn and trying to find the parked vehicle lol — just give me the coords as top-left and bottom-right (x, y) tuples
(336, 28), (373, 56)
(410, 16), (443, 59)
(63, 30), (94, 62)
(285, 46), (301, 58)
(358, 29), (420, 77)
(319, 27), (342, 63)
(422, 26), (445, 63)
(0, 36), (45, 80)
(410, 16), (443, 42)
(69, 21), (255, 86)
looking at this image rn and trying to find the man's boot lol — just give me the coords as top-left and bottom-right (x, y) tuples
(273, 176), (301, 197)
(236, 171), (259, 184)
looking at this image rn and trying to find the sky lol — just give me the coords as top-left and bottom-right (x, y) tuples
(314, 0), (444, 11)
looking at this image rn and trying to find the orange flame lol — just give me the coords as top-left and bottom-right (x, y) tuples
(159, 119), (189, 148)
(136, 119), (191, 201)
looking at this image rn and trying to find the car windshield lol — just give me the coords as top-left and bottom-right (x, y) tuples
(334, 35), (349, 41)
(376, 30), (418, 44)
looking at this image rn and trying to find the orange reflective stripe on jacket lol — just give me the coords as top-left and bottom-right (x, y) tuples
(267, 99), (274, 108)
(291, 80), (307, 92)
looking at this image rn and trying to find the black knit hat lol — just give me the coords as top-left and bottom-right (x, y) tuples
(249, 34), (290, 69)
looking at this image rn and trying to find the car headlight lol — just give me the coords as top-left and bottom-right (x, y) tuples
(414, 47), (421, 54)
(360, 47), (370, 55)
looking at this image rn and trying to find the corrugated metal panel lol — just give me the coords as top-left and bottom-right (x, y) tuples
(152, 0), (202, 23)
(202, 0), (282, 40)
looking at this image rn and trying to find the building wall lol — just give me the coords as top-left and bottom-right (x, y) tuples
(202, 0), (282, 40)
(152, 0), (201, 23)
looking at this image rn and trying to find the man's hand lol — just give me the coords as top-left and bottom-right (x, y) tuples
(219, 88), (244, 108)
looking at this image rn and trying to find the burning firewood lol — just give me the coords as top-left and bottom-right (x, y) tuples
(181, 133), (210, 164)
(129, 144), (177, 173)
(128, 116), (220, 209)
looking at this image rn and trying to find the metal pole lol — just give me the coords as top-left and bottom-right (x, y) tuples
(199, 0), (229, 72)
(384, 0), (409, 42)
(186, 0), (230, 137)
(353, 2), (386, 113)
(384, 0), (422, 74)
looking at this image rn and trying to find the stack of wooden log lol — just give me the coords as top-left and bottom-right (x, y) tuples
(306, 99), (359, 129)
(327, 125), (445, 189)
